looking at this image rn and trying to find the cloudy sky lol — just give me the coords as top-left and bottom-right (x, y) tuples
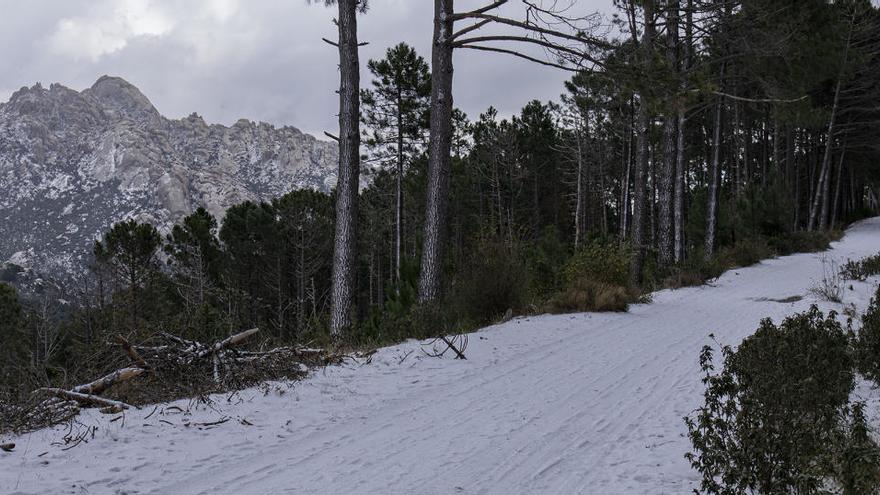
(0, 0), (614, 137)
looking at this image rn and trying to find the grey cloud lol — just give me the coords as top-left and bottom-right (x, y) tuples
(0, 0), (613, 137)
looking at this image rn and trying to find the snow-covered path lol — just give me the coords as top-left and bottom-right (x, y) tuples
(4, 218), (880, 495)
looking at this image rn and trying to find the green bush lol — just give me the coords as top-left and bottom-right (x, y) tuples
(542, 240), (633, 313)
(0, 283), (27, 397)
(854, 285), (880, 385)
(446, 241), (531, 324)
(841, 252), (880, 281)
(523, 226), (569, 297)
(767, 230), (838, 256)
(717, 237), (774, 268)
(563, 240), (630, 287)
(833, 402), (880, 495)
(685, 306), (867, 494)
(730, 180), (795, 240)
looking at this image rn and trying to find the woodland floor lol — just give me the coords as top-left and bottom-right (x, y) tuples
(3, 218), (880, 494)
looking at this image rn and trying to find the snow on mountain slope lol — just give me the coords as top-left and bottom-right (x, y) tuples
(3, 218), (880, 495)
(0, 76), (340, 283)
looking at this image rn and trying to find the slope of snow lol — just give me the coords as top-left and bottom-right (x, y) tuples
(3, 218), (880, 495)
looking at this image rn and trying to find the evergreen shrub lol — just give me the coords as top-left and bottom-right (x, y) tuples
(854, 285), (880, 385)
(841, 252), (880, 281)
(684, 306), (876, 494)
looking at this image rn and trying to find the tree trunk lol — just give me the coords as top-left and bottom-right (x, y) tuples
(809, 15), (852, 231)
(808, 78), (841, 232)
(395, 88), (404, 286)
(704, 98), (723, 261)
(658, 0), (678, 265)
(830, 141), (847, 228)
(620, 98), (634, 243)
(629, 0), (654, 287)
(575, 126), (584, 248)
(329, 0), (361, 336)
(418, 0), (455, 303)
(674, 111), (686, 263)
(674, 0), (692, 263)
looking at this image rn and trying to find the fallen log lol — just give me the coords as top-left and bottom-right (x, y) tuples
(37, 388), (135, 411)
(100, 405), (125, 414)
(195, 328), (259, 359)
(72, 367), (146, 395)
(235, 346), (326, 359)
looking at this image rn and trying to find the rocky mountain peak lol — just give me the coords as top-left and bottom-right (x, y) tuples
(83, 75), (161, 125)
(0, 77), (341, 287)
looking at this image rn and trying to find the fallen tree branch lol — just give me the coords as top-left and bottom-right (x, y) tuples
(72, 367), (146, 395)
(441, 336), (468, 360)
(195, 328), (260, 359)
(36, 388), (135, 411)
(116, 335), (150, 370)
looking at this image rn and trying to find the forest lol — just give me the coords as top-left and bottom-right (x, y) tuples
(2, 0), (880, 415)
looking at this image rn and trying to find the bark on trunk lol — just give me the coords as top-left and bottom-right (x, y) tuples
(808, 16), (852, 231)
(395, 88), (404, 286)
(658, 0), (678, 265)
(830, 141), (847, 228)
(674, 0), (693, 263)
(674, 111), (686, 263)
(330, 0), (361, 336)
(620, 98), (634, 243)
(629, 0), (654, 287)
(704, 98), (723, 261)
(659, 121), (676, 265)
(418, 0), (455, 303)
(575, 126), (584, 248)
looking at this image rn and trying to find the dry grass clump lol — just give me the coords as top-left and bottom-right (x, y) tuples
(544, 278), (630, 313)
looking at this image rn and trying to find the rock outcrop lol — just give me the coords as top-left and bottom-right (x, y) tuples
(0, 76), (339, 282)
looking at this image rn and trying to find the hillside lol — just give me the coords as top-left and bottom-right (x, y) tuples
(3, 217), (879, 495)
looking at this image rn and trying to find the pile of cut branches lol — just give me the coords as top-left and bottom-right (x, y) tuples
(5, 328), (330, 433)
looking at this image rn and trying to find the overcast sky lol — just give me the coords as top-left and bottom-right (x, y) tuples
(0, 0), (615, 137)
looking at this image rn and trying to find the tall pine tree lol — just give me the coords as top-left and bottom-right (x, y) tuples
(361, 43), (431, 284)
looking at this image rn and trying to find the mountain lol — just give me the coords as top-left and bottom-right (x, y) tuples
(0, 76), (340, 285)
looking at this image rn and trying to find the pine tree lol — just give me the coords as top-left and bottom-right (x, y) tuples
(93, 219), (162, 330)
(0, 283), (26, 395)
(327, 0), (367, 336)
(165, 207), (222, 310)
(361, 42), (430, 284)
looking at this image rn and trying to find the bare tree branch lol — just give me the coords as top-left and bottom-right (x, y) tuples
(451, 12), (612, 50)
(456, 44), (580, 71)
(451, 19), (492, 40)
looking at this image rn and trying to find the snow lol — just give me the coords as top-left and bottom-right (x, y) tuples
(3, 218), (880, 495)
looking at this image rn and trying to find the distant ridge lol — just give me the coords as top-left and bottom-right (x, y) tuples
(0, 76), (341, 284)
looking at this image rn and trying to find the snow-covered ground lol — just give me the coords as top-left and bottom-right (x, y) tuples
(3, 218), (880, 495)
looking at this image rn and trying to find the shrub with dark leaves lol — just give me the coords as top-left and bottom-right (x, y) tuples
(841, 252), (880, 281)
(684, 306), (873, 494)
(854, 285), (880, 385)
